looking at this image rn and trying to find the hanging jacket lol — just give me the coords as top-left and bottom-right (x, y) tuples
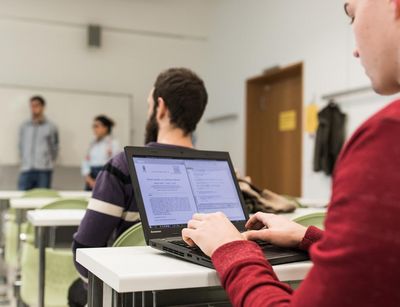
(313, 101), (346, 175)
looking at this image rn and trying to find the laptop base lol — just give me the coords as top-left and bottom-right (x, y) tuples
(150, 238), (310, 269)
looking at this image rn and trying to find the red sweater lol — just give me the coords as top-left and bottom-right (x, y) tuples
(212, 100), (400, 307)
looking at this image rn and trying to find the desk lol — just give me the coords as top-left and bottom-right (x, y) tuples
(10, 194), (91, 210)
(77, 246), (313, 307)
(27, 209), (85, 307)
(10, 196), (90, 261)
(0, 191), (24, 200)
(0, 191), (91, 201)
(10, 198), (64, 210)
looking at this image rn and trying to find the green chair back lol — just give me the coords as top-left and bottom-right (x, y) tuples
(4, 220), (20, 268)
(293, 212), (326, 229)
(4, 189), (60, 267)
(23, 188), (60, 198)
(20, 198), (88, 306)
(113, 223), (146, 247)
(20, 244), (79, 307)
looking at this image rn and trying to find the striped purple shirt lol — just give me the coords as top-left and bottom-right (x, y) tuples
(73, 142), (185, 279)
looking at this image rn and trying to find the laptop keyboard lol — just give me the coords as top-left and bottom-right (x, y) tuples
(169, 240), (213, 259)
(170, 239), (274, 255)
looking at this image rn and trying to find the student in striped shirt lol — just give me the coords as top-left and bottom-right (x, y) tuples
(69, 68), (208, 307)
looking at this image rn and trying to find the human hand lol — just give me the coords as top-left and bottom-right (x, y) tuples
(244, 212), (307, 248)
(85, 176), (96, 189)
(182, 212), (245, 257)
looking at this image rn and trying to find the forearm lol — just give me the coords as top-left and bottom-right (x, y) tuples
(212, 241), (293, 307)
(212, 226), (324, 307)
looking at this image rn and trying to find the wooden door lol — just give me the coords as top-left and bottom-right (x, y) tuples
(246, 63), (303, 197)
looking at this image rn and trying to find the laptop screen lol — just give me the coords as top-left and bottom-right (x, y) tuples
(133, 157), (246, 228)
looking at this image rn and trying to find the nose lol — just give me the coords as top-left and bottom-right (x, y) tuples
(353, 49), (360, 58)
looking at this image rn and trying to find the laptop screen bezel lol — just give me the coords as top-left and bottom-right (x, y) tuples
(125, 146), (250, 243)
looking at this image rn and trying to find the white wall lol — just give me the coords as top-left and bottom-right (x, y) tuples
(0, 87), (131, 166)
(1, 0), (397, 197)
(0, 0), (214, 153)
(198, 0), (399, 199)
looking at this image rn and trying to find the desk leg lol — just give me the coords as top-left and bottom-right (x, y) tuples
(37, 226), (46, 307)
(88, 272), (103, 307)
(0, 200), (9, 305)
(15, 209), (24, 265)
(112, 290), (133, 307)
(14, 209), (24, 306)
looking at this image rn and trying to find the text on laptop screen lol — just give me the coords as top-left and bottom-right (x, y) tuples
(133, 157), (246, 228)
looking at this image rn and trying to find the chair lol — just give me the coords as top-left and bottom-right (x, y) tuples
(5, 189), (60, 268)
(23, 189), (60, 198)
(20, 198), (88, 307)
(293, 212), (326, 229)
(112, 223), (145, 247)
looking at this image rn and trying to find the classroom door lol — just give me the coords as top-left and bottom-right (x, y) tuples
(246, 63), (303, 197)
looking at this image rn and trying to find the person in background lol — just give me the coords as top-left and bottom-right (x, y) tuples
(181, 0), (400, 306)
(82, 115), (119, 191)
(68, 68), (208, 307)
(18, 96), (59, 191)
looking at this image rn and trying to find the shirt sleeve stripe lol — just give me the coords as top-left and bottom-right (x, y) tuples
(122, 211), (140, 222)
(102, 162), (131, 185)
(88, 198), (124, 217)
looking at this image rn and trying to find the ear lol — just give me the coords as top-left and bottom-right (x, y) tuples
(156, 97), (168, 121)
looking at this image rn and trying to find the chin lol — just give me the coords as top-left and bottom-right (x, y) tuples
(371, 78), (400, 96)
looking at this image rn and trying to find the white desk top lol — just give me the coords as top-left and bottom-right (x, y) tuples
(0, 191), (91, 201)
(77, 246), (312, 293)
(27, 209), (86, 227)
(11, 198), (63, 209)
(0, 191), (24, 200)
(59, 191), (92, 199)
(10, 194), (91, 209)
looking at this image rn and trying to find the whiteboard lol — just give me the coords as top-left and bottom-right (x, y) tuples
(0, 85), (132, 166)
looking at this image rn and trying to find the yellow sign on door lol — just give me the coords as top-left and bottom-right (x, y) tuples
(305, 103), (319, 134)
(279, 110), (297, 132)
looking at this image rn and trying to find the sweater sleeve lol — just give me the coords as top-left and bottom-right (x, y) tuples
(212, 116), (400, 307)
(73, 154), (130, 279)
(298, 226), (324, 251)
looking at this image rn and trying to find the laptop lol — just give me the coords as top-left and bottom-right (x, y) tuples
(125, 146), (309, 269)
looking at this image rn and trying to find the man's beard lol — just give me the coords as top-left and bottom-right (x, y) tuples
(144, 112), (159, 145)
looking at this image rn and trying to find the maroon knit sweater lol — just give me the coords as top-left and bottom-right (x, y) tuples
(212, 100), (400, 307)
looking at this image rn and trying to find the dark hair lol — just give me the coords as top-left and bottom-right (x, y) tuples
(153, 68), (208, 135)
(95, 115), (115, 134)
(30, 96), (46, 106)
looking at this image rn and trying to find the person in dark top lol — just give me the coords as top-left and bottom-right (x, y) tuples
(69, 68), (208, 307)
(181, 1), (400, 306)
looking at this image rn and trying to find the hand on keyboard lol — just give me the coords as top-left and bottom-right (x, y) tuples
(244, 212), (307, 249)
